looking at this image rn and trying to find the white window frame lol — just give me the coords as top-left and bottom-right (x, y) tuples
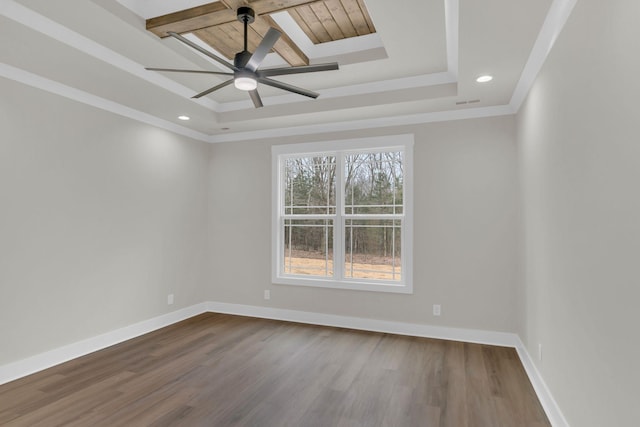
(271, 135), (414, 294)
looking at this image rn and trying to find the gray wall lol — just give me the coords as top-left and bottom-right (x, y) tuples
(207, 117), (519, 332)
(0, 78), (210, 365)
(1, 78), (519, 367)
(517, 0), (640, 425)
(4, 1), (639, 422)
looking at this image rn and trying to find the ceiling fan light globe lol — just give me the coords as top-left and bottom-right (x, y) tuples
(235, 77), (257, 91)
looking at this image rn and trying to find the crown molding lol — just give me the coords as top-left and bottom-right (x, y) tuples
(208, 104), (516, 143)
(0, 0), (458, 113)
(115, 0), (212, 20)
(0, 0), (577, 142)
(445, 0), (459, 79)
(0, 0), (220, 112)
(218, 72), (456, 112)
(0, 62), (211, 142)
(510, 0), (578, 111)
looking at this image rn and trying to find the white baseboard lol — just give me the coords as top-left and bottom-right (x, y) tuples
(0, 300), (567, 427)
(206, 301), (520, 347)
(0, 302), (209, 385)
(514, 337), (570, 427)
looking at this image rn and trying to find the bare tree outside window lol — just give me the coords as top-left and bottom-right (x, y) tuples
(283, 156), (336, 276)
(282, 151), (403, 281)
(344, 151), (403, 280)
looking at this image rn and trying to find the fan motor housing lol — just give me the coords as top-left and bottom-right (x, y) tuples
(234, 50), (253, 68)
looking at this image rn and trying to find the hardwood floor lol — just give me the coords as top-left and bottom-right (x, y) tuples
(0, 313), (550, 426)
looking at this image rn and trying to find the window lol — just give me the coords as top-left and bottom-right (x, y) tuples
(272, 135), (413, 293)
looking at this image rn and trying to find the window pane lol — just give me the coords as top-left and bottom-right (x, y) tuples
(344, 219), (401, 281)
(344, 151), (403, 215)
(285, 156), (336, 215)
(283, 219), (334, 277)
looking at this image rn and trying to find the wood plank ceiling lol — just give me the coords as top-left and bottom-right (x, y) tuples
(146, 0), (376, 66)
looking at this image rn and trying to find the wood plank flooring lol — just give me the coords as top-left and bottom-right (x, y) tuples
(0, 313), (550, 426)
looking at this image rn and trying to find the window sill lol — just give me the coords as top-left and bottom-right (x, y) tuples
(272, 275), (413, 294)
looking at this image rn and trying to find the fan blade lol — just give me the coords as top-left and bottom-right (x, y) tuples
(168, 32), (235, 71)
(259, 63), (339, 77)
(249, 90), (263, 108)
(146, 67), (233, 76)
(192, 79), (234, 99)
(245, 28), (281, 72)
(258, 77), (319, 99)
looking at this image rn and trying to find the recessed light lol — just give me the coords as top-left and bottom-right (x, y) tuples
(178, 115), (190, 121)
(476, 75), (493, 83)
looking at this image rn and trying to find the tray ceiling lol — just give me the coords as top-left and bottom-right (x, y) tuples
(0, 0), (568, 142)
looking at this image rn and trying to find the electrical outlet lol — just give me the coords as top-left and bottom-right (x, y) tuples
(167, 294), (174, 305)
(538, 343), (543, 361)
(264, 290), (271, 300)
(433, 304), (441, 316)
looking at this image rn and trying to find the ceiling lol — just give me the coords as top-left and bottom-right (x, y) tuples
(0, 0), (573, 143)
(143, 0), (377, 67)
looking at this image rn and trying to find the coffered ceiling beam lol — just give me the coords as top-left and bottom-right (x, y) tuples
(146, 0), (321, 38)
(147, 0), (315, 66)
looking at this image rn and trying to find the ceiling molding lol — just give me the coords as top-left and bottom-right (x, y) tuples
(509, 0), (577, 111)
(115, 0), (214, 20)
(209, 104), (516, 143)
(211, 0), (576, 141)
(218, 71), (456, 111)
(0, 62), (211, 143)
(0, 0), (456, 112)
(0, 0), (220, 111)
(444, 0), (459, 79)
(0, 0), (577, 143)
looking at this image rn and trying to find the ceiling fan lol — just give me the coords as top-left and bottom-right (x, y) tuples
(146, 6), (339, 108)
